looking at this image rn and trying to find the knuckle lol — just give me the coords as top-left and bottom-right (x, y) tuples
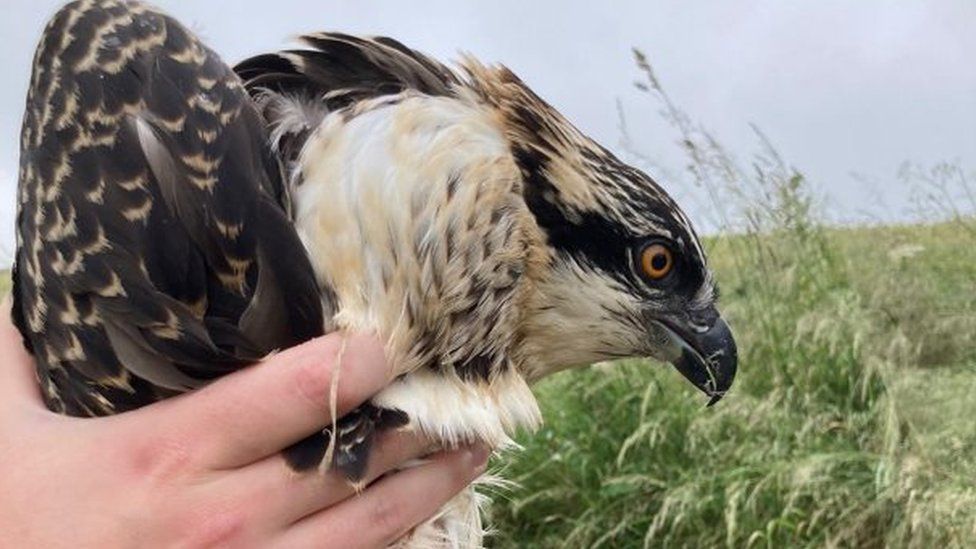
(292, 346), (339, 417)
(449, 457), (475, 488)
(127, 473), (251, 547)
(181, 504), (249, 548)
(126, 435), (196, 484)
(369, 494), (405, 537)
(440, 450), (470, 478)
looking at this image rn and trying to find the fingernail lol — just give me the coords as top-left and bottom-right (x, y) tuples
(328, 332), (389, 384)
(467, 443), (491, 471)
(342, 332), (388, 366)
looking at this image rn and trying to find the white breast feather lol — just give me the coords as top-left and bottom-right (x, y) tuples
(293, 92), (542, 448)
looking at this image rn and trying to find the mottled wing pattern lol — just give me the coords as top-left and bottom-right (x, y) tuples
(234, 33), (459, 173)
(12, 0), (323, 416)
(236, 32), (458, 107)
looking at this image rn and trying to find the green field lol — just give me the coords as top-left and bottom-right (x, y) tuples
(3, 220), (973, 547)
(0, 270), (8, 295)
(489, 219), (976, 548)
(3, 56), (972, 546)
(487, 59), (976, 548)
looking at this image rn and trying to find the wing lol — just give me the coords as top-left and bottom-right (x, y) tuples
(235, 32), (458, 107)
(12, 0), (324, 415)
(234, 33), (459, 175)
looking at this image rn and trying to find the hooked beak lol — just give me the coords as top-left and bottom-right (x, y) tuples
(657, 315), (738, 406)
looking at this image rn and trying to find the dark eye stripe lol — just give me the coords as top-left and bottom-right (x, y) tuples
(513, 146), (708, 296)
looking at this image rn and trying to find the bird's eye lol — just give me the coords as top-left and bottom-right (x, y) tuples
(640, 243), (674, 280)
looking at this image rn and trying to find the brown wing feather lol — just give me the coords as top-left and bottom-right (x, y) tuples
(234, 33), (460, 176)
(235, 32), (458, 108)
(12, 0), (324, 415)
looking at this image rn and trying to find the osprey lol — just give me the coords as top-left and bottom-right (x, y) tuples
(12, 1), (737, 546)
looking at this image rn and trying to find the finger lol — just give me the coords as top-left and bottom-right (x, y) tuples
(276, 445), (490, 549)
(126, 332), (392, 468)
(229, 429), (436, 529)
(0, 295), (45, 409)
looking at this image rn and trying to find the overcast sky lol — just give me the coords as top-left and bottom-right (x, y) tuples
(1, 1), (974, 265)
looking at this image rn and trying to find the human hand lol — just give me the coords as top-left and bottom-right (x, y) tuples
(0, 296), (488, 548)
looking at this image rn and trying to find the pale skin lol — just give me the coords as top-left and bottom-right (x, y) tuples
(0, 296), (489, 548)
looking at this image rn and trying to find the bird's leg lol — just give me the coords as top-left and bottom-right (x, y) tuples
(282, 403), (409, 482)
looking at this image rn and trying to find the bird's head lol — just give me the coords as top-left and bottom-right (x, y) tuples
(237, 36), (736, 404)
(467, 62), (737, 404)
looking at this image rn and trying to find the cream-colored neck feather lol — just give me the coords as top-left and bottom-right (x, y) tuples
(292, 91), (547, 446)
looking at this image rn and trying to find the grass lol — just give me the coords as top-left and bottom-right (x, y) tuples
(5, 225), (970, 547)
(0, 270), (9, 296)
(486, 51), (976, 548)
(489, 221), (976, 548)
(3, 49), (972, 549)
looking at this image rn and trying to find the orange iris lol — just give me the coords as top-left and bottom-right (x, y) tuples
(640, 244), (673, 280)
